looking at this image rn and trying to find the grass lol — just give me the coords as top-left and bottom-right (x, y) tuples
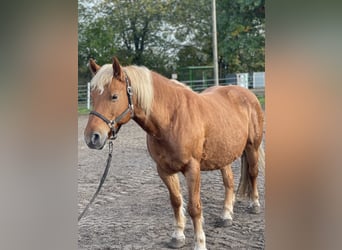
(258, 96), (265, 107)
(78, 106), (90, 115)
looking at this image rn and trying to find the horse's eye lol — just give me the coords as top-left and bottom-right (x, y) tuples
(111, 94), (119, 102)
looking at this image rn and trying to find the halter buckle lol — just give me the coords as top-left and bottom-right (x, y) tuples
(127, 86), (133, 96)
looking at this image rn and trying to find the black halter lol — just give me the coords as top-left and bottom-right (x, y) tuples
(89, 72), (134, 140)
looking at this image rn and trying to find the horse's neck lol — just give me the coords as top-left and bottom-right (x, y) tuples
(133, 108), (160, 137)
(133, 72), (181, 138)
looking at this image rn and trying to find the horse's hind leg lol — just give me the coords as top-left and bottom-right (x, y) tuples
(157, 166), (186, 248)
(244, 143), (261, 214)
(219, 164), (235, 227)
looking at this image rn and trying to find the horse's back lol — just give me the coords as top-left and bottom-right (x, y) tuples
(201, 85), (260, 108)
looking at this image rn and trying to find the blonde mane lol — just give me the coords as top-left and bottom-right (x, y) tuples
(124, 65), (153, 115)
(90, 64), (153, 115)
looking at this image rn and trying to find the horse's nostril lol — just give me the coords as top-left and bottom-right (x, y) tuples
(91, 132), (100, 145)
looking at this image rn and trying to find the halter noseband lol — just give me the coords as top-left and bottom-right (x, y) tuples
(89, 72), (134, 140)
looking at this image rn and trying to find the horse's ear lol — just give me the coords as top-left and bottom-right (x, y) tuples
(112, 56), (122, 79)
(89, 59), (100, 76)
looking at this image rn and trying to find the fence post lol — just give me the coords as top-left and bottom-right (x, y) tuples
(212, 0), (219, 86)
(87, 82), (90, 110)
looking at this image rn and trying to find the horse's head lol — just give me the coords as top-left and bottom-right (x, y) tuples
(84, 57), (133, 149)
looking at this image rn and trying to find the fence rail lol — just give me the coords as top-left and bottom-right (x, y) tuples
(78, 73), (264, 110)
(78, 82), (90, 109)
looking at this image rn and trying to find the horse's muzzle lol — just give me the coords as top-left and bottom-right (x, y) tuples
(85, 131), (107, 150)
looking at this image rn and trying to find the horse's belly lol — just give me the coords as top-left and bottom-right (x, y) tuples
(199, 138), (245, 171)
(200, 152), (238, 171)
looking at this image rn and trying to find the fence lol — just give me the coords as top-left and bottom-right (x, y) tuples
(78, 82), (91, 110)
(179, 72), (265, 92)
(78, 72), (264, 110)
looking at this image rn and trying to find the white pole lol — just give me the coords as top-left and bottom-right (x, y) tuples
(212, 0), (219, 86)
(87, 82), (90, 110)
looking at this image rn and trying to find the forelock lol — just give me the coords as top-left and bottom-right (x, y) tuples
(90, 64), (113, 94)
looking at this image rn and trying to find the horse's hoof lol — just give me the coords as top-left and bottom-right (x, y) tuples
(215, 218), (233, 228)
(168, 237), (185, 249)
(248, 205), (261, 214)
(194, 246), (208, 250)
(221, 218), (233, 227)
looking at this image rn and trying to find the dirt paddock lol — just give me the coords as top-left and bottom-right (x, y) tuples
(78, 115), (265, 249)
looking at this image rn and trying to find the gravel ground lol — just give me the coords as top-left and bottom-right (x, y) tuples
(78, 115), (265, 250)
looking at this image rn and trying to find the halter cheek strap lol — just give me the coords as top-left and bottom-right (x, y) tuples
(89, 72), (134, 140)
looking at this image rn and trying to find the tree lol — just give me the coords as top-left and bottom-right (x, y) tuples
(78, 0), (265, 84)
(79, 0), (181, 79)
(176, 2), (213, 69)
(78, 1), (118, 83)
(217, 0), (265, 73)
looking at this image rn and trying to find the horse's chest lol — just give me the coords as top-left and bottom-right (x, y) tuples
(147, 137), (190, 172)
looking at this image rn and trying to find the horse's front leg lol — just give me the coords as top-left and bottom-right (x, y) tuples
(184, 159), (207, 250)
(157, 166), (186, 248)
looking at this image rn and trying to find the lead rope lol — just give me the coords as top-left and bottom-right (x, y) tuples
(78, 141), (113, 221)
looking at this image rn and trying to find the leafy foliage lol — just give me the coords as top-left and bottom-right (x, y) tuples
(78, 0), (264, 83)
(217, 0), (265, 73)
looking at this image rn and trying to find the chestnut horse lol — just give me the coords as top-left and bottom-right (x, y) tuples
(84, 57), (264, 250)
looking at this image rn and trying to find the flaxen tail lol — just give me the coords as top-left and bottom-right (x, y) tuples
(257, 144), (265, 173)
(237, 144), (265, 198)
